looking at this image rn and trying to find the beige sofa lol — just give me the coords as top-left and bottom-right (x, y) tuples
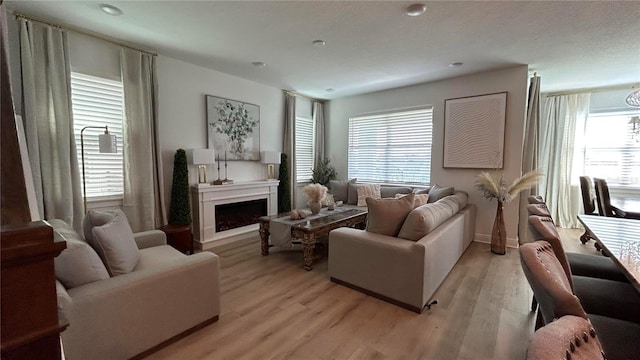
(329, 192), (476, 313)
(50, 216), (220, 360)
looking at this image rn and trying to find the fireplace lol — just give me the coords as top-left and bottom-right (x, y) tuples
(191, 180), (279, 250)
(215, 199), (267, 232)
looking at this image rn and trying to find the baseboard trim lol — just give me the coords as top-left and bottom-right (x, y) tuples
(130, 315), (219, 360)
(330, 277), (423, 314)
(474, 233), (519, 248)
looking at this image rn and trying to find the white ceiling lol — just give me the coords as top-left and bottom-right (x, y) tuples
(6, 1), (640, 100)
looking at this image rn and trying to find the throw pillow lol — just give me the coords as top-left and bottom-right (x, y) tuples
(54, 238), (110, 288)
(396, 193), (429, 208)
(357, 183), (381, 206)
(365, 193), (415, 237)
(397, 200), (460, 241)
(329, 178), (356, 203)
(83, 209), (118, 242)
(427, 184), (455, 203)
(89, 211), (140, 276)
(347, 181), (359, 205)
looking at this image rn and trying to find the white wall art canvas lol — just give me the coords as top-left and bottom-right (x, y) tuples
(206, 95), (260, 160)
(444, 92), (507, 168)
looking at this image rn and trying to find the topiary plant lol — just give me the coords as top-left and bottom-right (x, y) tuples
(311, 158), (337, 187)
(278, 153), (291, 213)
(168, 149), (191, 224)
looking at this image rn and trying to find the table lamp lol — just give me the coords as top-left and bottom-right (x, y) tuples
(189, 149), (215, 185)
(81, 125), (117, 212)
(261, 151), (281, 180)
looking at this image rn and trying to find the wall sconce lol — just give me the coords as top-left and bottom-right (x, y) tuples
(260, 151), (281, 180)
(81, 126), (117, 212)
(189, 149), (215, 185)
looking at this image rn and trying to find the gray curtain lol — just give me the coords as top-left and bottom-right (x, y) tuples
(283, 92), (297, 206)
(539, 93), (590, 228)
(313, 101), (325, 166)
(19, 18), (83, 230)
(120, 48), (165, 231)
(518, 74), (541, 244)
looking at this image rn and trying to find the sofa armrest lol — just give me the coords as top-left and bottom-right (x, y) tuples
(134, 230), (167, 249)
(329, 227), (425, 308)
(61, 252), (220, 360)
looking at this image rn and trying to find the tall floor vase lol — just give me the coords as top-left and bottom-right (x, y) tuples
(491, 201), (507, 255)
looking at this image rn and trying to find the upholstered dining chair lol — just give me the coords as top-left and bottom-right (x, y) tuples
(528, 215), (640, 324)
(594, 177), (640, 219)
(578, 176), (599, 246)
(520, 241), (640, 360)
(526, 315), (605, 360)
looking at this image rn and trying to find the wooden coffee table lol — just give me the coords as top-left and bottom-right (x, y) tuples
(259, 209), (367, 270)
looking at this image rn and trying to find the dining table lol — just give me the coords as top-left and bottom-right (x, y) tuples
(578, 214), (640, 293)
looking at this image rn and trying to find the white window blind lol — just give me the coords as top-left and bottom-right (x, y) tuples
(348, 107), (433, 184)
(70, 72), (124, 198)
(581, 111), (640, 187)
(295, 116), (315, 182)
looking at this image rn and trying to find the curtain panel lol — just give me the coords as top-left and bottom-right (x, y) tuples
(19, 18), (84, 230)
(120, 48), (165, 232)
(518, 74), (541, 244)
(283, 93), (297, 207)
(313, 101), (325, 166)
(539, 93), (590, 228)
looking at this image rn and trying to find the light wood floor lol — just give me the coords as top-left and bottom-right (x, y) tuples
(146, 228), (598, 360)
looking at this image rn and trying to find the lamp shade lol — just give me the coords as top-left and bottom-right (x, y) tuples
(261, 151), (281, 164)
(190, 149), (215, 165)
(98, 133), (117, 153)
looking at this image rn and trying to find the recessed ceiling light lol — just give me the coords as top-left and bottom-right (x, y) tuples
(326, 88), (334, 93)
(99, 3), (123, 16)
(251, 61), (267, 68)
(449, 62), (464, 68)
(405, 4), (427, 17)
(313, 40), (326, 47)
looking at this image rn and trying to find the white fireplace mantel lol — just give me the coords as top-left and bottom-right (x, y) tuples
(191, 180), (279, 250)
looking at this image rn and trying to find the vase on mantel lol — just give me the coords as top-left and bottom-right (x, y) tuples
(308, 200), (322, 215)
(491, 200), (507, 255)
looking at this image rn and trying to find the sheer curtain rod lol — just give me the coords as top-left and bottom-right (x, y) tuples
(283, 90), (325, 103)
(13, 12), (157, 56)
(545, 83), (639, 97)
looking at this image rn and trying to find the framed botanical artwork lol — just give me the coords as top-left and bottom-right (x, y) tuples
(206, 95), (260, 160)
(443, 92), (507, 169)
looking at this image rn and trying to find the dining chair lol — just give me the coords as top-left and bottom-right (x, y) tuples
(594, 177), (640, 219)
(526, 315), (605, 360)
(578, 176), (598, 245)
(520, 241), (640, 360)
(528, 215), (640, 324)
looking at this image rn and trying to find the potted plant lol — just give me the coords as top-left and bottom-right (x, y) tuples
(278, 153), (291, 213)
(311, 158), (337, 186)
(168, 149), (191, 225)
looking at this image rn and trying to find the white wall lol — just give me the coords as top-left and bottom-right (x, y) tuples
(326, 66), (529, 245)
(156, 56), (284, 208)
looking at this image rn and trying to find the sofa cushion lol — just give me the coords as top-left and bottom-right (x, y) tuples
(89, 211), (140, 276)
(397, 199), (460, 241)
(396, 193), (429, 208)
(83, 209), (118, 242)
(347, 182), (359, 205)
(357, 183), (381, 206)
(49, 219), (110, 288)
(427, 184), (455, 203)
(380, 186), (413, 198)
(329, 178), (356, 203)
(365, 193), (414, 236)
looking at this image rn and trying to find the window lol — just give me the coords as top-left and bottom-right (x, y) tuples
(70, 72), (124, 198)
(580, 110), (640, 187)
(295, 114), (315, 182)
(348, 107), (433, 184)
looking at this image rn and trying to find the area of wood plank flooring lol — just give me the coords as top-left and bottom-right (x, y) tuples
(146, 228), (597, 360)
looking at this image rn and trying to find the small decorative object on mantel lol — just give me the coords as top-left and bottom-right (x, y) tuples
(475, 169), (542, 255)
(222, 151), (233, 184)
(303, 183), (328, 215)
